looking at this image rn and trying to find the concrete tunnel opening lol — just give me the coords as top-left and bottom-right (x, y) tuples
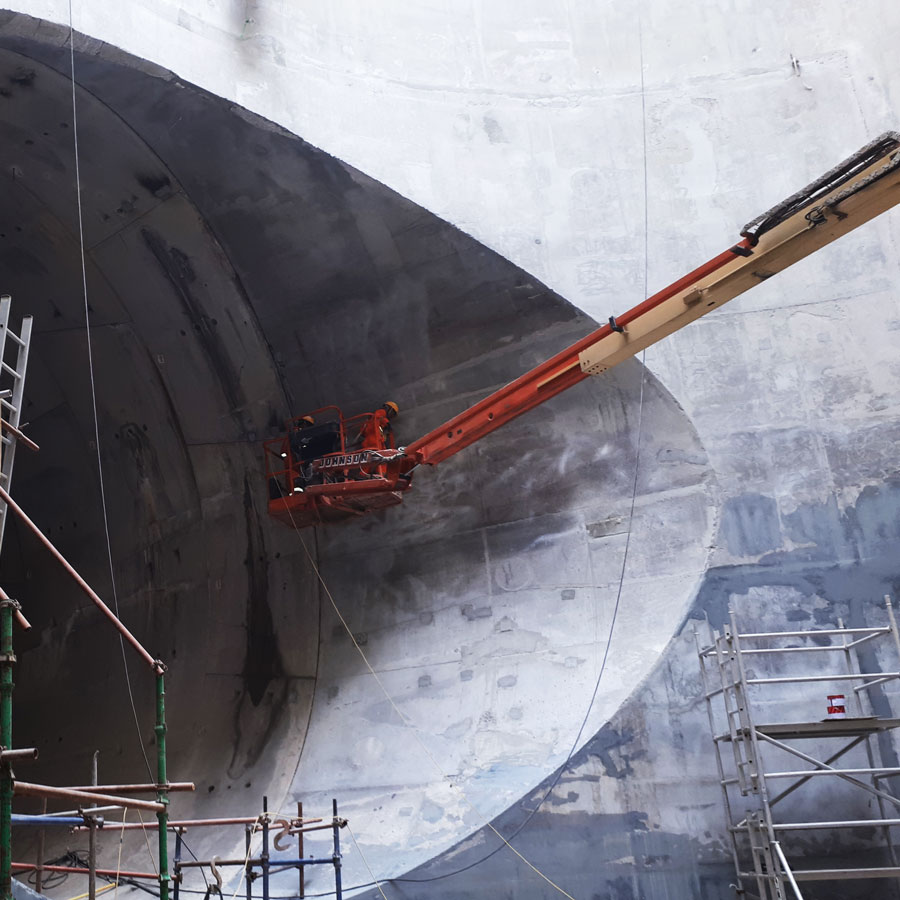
(0, 15), (719, 895)
(2, 12), (724, 892)
(2, 8), (899, 900)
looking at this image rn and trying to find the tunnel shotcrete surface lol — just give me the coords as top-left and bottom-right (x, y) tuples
(3, 5), (900, 899)
(0, 16), (716, 896)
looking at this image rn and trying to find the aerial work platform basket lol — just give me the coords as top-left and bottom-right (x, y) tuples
(263, 406), (411, 528)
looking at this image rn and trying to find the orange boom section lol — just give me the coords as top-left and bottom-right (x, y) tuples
(265, 133), (900, 530)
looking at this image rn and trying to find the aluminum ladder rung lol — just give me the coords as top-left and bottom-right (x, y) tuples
(0, 360), (23, 378)
(0, 327), (26, 348)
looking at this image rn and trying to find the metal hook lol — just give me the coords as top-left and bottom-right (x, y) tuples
(272, 818), (293, 851)
(209, 856), (223, 893)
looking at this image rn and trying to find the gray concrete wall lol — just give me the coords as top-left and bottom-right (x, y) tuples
(1, 3), (899, 899)
(0, 17), (713, 893)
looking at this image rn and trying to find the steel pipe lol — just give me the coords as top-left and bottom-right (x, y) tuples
(1, 599), (15, 900)
(177, 856), (338, 871)
(49, 805), (120, 818)
(0, 419), (38, 453)
(285, 822), (335, 836)
(0, 589), (31, 633)
(11, 815), (88, 826)
(0, 485), (162, 674)
(0, 749), (36, 762)
(75, 816), (270, 832)
(34, 799), (46, 894)
(0, 604), (28, 633)
(63, 783), (193, 795)
(11, 864), (157, 879)
(177, 859), (264, 869)
(262, 797), (269, 900)
(176, 856), (342, 873)
(296, 802), (304, 900)
(771, 842), (804, 900)
(244, 827), (252, 900)
(774, 818), (900, 830)
(739, 627), (891, 639)
(739, 646), (861, 654)
(13, 782), (165, 813)
(766, 768), (900, 778)
(747, 672), (900, 684)
(269, 859), (339, 870)
(155, 673), (170, 900)
(331, 799), (342, 900)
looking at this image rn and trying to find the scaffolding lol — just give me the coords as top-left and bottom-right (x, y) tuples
(0, 294), (346, 900)
(0, 471), (347, 900)
(697, 596), (900, 898)
(10, 800), (346, 900)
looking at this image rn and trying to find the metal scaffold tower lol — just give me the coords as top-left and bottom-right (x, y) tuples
(697, 597), (900, 899)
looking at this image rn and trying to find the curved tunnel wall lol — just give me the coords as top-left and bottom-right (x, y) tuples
(0, 15), (715, 892)
(0, 5), (899, 900)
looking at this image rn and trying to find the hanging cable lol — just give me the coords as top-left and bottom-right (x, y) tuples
(345, 824), (388, 900)
(274, 481), (579, 897)
(401, 7), (654, 883)
(67, 0), (156, 787)
(134, 809), (161, 879)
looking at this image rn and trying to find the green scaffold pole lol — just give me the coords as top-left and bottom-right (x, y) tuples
(1, 599), (15, 900)
(156, 670), (169, 900)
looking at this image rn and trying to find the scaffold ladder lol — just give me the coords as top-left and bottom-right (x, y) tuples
(0, 294), (33, 549)
(698, 599), (900, 899)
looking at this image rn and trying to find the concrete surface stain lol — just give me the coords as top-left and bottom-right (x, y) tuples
(8, 65), (33, 86)
(358, 483), (900, 898)
(227, 478), (286, 775)
(135, 170), (173, 198)
(719, 492), (782, 556)
(141, 226), (244, 414)
(240, 474), (280, 706)
(9, 11), (895, 896)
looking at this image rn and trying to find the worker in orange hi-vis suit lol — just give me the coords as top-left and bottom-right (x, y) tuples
(359, 401), (399, 457)
(356, 401), (399, 479)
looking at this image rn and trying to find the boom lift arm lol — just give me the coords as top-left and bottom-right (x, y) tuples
(266, 132), (900, 528)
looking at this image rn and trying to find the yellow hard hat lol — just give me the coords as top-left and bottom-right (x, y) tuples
(384, 401), (399, 415)
(298, 415), (315, 426)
